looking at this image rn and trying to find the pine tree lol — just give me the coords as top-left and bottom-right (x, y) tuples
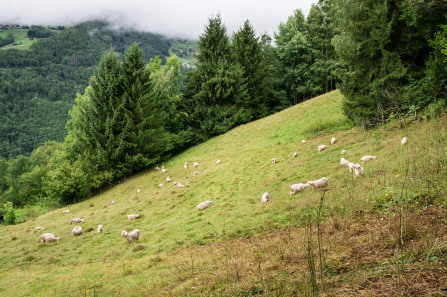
(233, 20), (270, 119)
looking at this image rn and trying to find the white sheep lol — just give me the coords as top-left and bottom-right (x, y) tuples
(167, 176), (172, 182)
(293, 152), (297, 158)
(72, 226), (83, 236)
(361, 155), (376, 164)
(62, 209), (70, 214)
(401, 137), (408, 145)
(197, 200), (212, 210)
(347, 162), (356, 172)
(172, 182), (178, 185)
(155, 166), (160, 171)
(97, 225), (103, 233)
(41, 233), (59, 243)
(184, 162), (188, 169)
(194, 171), (200, 176)
(261, 192), (269, 203)
(289, 183), (311, 196)
(307, 177), (329, 189)
(354, 163), (364, 178)
(193, 162), (200, 168)
(302, 140), (307, 143)
(159, 184), (164, 187)
(318, 145), (327, 152)
(137, 188), (140, 194)
(161, 165), (165, 169)
(216, 160), (221, 164)
(177, 183), (185, 188)
(71, 218), (84, 225)
(271, 158), (278, 164)
(111, 200), (115, 205)
(341, 150), (347, 155)
(340, 157), (349, 165)
(121, 229), (140, 243)
(161, 168), (166, 174)
(331, 137), (336, 144)
(127, 214), (139, 220)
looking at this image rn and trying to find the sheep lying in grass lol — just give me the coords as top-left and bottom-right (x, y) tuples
(63, 209), (70, 214)
(302, 140), (307, 143)
(41, 233), (59, 243)
(289, 183), (311, 196)
(361, 155), (376, 164)
(184, 162), (188, 169)
(97, 225), (103, 233)
(194, 162), (200, 168)
(159, 184), (164, 187)
(401, 137), (408, 145)
(347, 162), (356, 173)
(307, 177), (329, 189)
(216, 160), (221, 164)
(331, 137), (336, 144)
(177, 183), (185, 188)
(172, 182), (178, 185)
(161, 168), (166, 174)
(121, 229), (140, 243)
(72, 226), (82, 236)
(341, 150), (347, 154)
(127, 214), (139, 220)
(194, 171), (200, 176)
(318, 145), (327, 152)
(155, 166), (160, 171)
(340, 158), (349, 165)
(197, 200), (212, 210)
(354, 164), (364, 178)
(167, 176), (172, 182)
(293, 152), (297, 158)
(71, 218), (84, 225)
(111, 200), (115, 205)
(271, 158), (278, 164)
(261, 192), (269, 203)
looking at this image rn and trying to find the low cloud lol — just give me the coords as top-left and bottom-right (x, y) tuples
(1, 0), (315, 39)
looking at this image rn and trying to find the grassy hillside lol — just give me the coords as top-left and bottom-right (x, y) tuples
(0, 90), (446, 296)
(0, 28), (50, 50)
(168, 39), (198, 66)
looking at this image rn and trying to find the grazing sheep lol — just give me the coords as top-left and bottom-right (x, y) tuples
(271, 158), (278, 164)
(35, 227), (44, 230)
(111, 200), (115, 205)
(293, 152), (297, 158)
(318, 145), (327, 152)
(97, 225), (103, 233)
(347, 162), (356, 173)
(121, 229), (140, 243)
(184, 162), (188, 169)
(72, 226), (82, 236)
(155, 166), (160, 171)
(307, 177), (329, 189)
(340, 157), (349, 165)
(261, 192), (269, 203)
(194, 171), (200, 176)
(71, 218), (84, 225)
(401, 137), (408, 146)
(161, 168), (166, 174)
(289, 183), (311, 196)
(302, 140), (307, 143)
(172, 182), (178, 185)
(193, 162), (200, 168)
(41, 233), (59, 243)
(331, 137), (336, 144)
(341, 150), (347, 155)
(361, 155), (376, 164)
(127, 214), (139, 220)
(354, 163), (364, 178)
(197, 200), (212, 210)
(177, 183), (185, 188)
(216, 160), (221, 164)
(63, 209), (70, 214)
(159, 184), (164, 187)
(167, 176), (172, 182)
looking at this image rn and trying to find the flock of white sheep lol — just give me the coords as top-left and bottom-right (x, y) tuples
(39, 135), (408, 244)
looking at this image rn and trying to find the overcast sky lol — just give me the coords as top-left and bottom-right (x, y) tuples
(1, 0), (316, 39)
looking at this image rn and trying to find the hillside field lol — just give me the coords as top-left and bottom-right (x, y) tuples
(0, 90), (446, 296)
(0, 29), (37, 50)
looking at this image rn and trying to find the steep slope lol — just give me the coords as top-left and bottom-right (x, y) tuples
(0, 90), (445, 296)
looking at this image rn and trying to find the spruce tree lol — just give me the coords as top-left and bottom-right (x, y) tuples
(233, 20), (270, 119)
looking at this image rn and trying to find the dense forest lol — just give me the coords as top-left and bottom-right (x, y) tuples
(0, 21), (170, 159)
(1, 0), (446, 223)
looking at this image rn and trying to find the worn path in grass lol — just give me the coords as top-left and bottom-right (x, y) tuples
(1, 90), (446, 296)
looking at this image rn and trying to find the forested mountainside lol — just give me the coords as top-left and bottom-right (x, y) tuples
(0, 21), (172, 159)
